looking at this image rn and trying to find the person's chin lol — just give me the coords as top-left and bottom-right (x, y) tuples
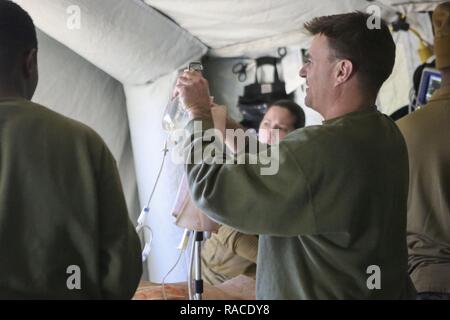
(304, 97), (313, 109)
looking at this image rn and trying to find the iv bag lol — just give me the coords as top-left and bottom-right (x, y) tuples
(162, 62), (204, 132)
(162, 96), (188, 132)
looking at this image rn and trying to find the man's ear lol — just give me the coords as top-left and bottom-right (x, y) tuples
(23, 48), (37, 79)
(334, 59), (354, 86)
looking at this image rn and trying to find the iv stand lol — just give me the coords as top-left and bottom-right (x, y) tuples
(167, 61), (220, 301)
(193, 231), (204, 300)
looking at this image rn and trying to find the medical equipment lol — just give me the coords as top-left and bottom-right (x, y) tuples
(137, 61), (209, 300)
(162, 62), (204, 133)
(417, 68), (441, 106)
(135, 140), (169, 266)
(162, 61), (212, 300)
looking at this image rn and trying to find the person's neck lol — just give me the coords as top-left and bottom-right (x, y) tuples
(321, 90), (374, 121)
(0, 86), (26, 100)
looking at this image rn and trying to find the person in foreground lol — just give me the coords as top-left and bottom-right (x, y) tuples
(176, 12), (416, 299)
(0, 1), (142, 299)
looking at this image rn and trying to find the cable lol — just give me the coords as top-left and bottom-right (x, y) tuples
(161, 248), (185, 300)
(135, 139), (170, 263)
(146, 139), (169, 209)
(409, 27), (434, 63)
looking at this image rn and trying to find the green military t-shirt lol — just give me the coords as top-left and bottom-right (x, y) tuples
(0, 98), (142, 299)
(185, 106), (416, 299)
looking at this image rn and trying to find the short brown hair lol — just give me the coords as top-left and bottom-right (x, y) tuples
(304, 11), (395, 95)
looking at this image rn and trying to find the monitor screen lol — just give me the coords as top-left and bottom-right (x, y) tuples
(417, 68), (442, 105)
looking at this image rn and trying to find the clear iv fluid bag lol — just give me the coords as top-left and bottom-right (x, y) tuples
(162, 62), (204, 132)
(162, 96), (188, 132)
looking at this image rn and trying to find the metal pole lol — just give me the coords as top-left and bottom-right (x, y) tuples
(194, 231), (204, 300)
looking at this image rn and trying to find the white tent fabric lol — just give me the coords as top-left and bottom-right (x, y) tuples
(144, 0), (441, 58)
(379, 0), (442, 11)
(124, 74), (189, 282)
(146, 0), (372, 57)
(14, 0), (207, 85)
(33, 29), (140, 218)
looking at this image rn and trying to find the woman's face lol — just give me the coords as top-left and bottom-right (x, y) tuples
(258, 106), (296, 145)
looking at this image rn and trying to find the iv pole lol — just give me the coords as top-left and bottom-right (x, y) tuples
(167, 61), (224, 300)
(193, 231), (204, 300)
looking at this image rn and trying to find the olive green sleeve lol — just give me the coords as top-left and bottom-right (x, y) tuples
(97, 144), (143, 299)
(184, 118), (316, 237)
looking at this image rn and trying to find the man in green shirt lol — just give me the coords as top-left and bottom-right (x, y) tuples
(176, 12), (415, 299)
(0, 1), (142, 298)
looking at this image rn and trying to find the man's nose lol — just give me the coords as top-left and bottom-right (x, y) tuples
(299, 65), (306, 78)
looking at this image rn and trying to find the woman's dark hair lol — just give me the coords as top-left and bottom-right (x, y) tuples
(267, 99), (306, 129)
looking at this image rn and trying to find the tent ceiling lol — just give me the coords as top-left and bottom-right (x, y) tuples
(145, 0), (371, 49)
(14, 0), (207, 85)
(144, 0), (442, 57)
(13, 0), (444, 77)
(378, 0), (441, 6)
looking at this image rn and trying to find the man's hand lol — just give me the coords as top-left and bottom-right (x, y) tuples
(175, 71), (212, 119)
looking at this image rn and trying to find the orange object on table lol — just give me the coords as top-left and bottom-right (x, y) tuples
(133, 275), (256, 300)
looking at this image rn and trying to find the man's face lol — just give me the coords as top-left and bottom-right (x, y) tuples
(299, 35), (338, 114)
(258, 106), (296, 145)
